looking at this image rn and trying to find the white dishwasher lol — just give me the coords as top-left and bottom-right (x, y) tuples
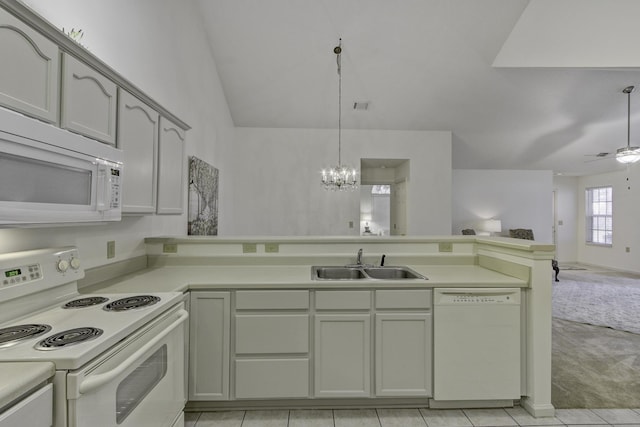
(433, 288), (521, 401)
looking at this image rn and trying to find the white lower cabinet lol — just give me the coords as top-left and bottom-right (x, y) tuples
(375, 289), (433, 397)
(189, 291), (230, 401)
(375, 313), (432, 396)
(187, 288), (433, 403)
(314, 313), (371, 397)
(233, 290), (310, 399)
(314, 290), (371, 398)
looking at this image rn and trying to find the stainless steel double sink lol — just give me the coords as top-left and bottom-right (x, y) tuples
(311, 265), (427, 281)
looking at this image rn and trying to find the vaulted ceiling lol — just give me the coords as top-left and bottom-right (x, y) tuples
(195, 0), (640, 176)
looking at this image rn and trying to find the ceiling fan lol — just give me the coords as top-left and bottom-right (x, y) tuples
(585, 86), (640, 164)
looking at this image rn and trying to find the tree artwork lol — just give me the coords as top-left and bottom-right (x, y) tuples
(188, 156), (219, 235)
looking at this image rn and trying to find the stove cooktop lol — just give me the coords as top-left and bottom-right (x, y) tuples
(0, 292), (183, 370)
(0, 247), (184, 370)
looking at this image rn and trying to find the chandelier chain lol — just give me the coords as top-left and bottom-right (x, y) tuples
(321, 38), (358, 190)
(337, 39), (342, 165)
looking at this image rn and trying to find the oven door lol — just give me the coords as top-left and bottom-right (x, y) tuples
(66, 305), (187, 427)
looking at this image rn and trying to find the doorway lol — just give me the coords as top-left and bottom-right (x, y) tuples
(360, 159), (409, 236)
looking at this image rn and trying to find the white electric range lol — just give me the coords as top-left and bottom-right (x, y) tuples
(0, 247), (187, 427)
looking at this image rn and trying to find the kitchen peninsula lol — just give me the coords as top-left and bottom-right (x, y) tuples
(83, 235), (556, 418)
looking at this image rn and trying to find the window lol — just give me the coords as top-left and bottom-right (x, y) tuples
(585, 186), (612, 245)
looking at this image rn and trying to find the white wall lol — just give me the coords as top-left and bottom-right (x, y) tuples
(577, 166), (640, 273)
(553, 176), (579, 263)
(452, 170), (553, 243)
(0, 0), (234, 267)
(229, 128), (452, 236)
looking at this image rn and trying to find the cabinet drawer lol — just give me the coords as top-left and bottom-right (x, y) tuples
(315, 290), (371, 310)
(235, 358), (309, 399)
(376, 290), (432, 309)
(236, 314), (309, 354)
(236, 290), (309, 310)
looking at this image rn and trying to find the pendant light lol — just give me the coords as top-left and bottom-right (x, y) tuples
(615, 86), (640, 164)
(321, 39), (358, 191)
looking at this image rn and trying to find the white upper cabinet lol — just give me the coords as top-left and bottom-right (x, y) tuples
(157, 116), (186, 214)
(61, 53), (117, 145)
(117, 89), (159, 214)
(0, 8), (59, 123)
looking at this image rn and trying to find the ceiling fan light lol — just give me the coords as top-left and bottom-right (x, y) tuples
(615, 146), (640, 164)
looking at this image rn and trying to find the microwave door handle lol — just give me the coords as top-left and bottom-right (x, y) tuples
(96, 165), (114, 212)
(77, 309), (188, 395)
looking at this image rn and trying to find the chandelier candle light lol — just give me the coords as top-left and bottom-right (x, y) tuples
(322, 39), (358, 191)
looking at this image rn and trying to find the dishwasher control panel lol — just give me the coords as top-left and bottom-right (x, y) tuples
(434, 288), (520, 305)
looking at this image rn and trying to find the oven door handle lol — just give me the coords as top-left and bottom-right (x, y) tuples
(78, 309), (188, 395)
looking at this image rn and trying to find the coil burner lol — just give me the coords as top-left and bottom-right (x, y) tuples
(62, 296), (109, 309)
(0, 324), (52, 348)
(36, 327), (103, 350)
(103, 295), (160, 312)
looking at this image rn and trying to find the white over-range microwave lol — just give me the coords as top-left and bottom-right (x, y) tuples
(0, 108), (123, 226)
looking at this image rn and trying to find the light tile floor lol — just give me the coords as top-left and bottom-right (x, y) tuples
(185, 408), (640, 427)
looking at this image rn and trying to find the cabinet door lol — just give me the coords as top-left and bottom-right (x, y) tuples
(189, 292), (230, 400)
(157, 116), (185, 214)
(314, 314), (370, 397)
(375, 313), (432, 397)
(117, 89), (159, 213)
(61, 53), (117, 145)
(0, 8), (59, 123)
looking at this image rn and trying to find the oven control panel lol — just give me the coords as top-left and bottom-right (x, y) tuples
(1, 262), (41, 286)
(0, 247), (83, 292)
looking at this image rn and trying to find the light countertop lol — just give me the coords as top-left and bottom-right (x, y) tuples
(0, 362), (55, 411)
(85, 264), (527, 294)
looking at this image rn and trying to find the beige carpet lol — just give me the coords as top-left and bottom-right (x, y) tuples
(553, 268), (640, 334)
(552, 318), (640, 408)
(552, 266), (640, 408)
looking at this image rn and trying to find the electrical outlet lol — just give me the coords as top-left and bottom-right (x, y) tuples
(265, 243), (279, 253)
(626, 247), (631, 253)
(439, 242), (453, 252)
(242, 243), (257, 253)
(162, 243), (178, 253)
(349, 221), (354, 228)
(107, 241), (116, 259)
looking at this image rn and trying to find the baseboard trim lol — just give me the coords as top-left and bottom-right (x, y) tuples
(186, 398), (430, 412)
(428, 399), (514, 409)
(520, 397), (555, 417)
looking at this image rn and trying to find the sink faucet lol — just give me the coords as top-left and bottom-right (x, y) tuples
(356, 248), (363, 265)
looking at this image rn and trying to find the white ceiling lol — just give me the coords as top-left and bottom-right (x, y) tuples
(194, 0), (640, 176)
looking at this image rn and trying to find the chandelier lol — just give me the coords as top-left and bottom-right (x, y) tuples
(616, 86), (640, 164)
(322, 39), (358, 191)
